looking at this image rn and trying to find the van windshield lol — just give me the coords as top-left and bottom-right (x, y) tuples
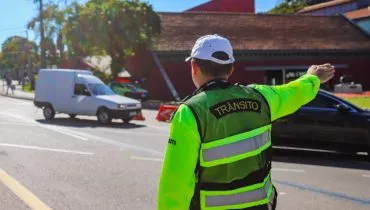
(88, 83), (115, 96)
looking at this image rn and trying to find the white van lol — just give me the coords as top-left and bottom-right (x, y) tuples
(34, 69), (142, 124)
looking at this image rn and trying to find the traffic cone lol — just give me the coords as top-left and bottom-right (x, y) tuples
(133, 111), (146, 121)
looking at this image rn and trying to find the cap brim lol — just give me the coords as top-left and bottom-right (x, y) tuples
(185, 57), (192, 62)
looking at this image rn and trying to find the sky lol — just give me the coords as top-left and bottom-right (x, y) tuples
(0, 0), (277, 46)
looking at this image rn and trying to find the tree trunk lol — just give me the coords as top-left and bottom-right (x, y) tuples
(39, 0), (46, 68)
(57, 32), (64, 66)
(110, 55), (125, 80)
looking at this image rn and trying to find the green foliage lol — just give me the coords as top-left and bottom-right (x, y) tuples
(344, 97), (370, 109)
(269, 0), (307, 14)
(22, 83), (34, 92)
(90, 66), (112, 83)
(28, 2), (67, 67)
(1, 36), (39, 73)
(64, 0), (161, 78)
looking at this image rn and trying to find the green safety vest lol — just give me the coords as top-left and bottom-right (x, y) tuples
(183, 79), (273, 210)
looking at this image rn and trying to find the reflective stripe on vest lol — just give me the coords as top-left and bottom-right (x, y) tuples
(200, 175), (273, 209)
(200, 125), (271, 167)
(203, 131), (269, 162)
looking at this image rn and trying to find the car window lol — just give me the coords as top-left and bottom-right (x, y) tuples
(88, 83), (115, 95)
(74, 84), (90, 96)
(304, 94), (338, 109)
(127, 84), (137, 90)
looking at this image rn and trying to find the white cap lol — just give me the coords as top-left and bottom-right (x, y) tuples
(185, 34), (235, 64)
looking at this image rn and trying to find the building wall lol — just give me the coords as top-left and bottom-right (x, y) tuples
(126, 53), (370, 101)
(187, 0), (255, 13)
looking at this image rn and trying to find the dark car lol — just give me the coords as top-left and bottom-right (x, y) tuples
(109, 82), (149, 101)
(272, 90), (370, 156)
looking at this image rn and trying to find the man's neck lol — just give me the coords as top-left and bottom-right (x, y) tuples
(197, 76), (228, 88)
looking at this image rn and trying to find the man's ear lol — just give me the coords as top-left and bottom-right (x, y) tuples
(191, 61), (199, 76)
(227, 65), (234, 79)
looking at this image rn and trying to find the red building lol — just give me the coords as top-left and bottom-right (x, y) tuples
(186, 0), (255, 13)
(126, 11), (370, 101)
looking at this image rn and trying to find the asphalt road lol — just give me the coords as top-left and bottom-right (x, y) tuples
(0, 95), (369, 210)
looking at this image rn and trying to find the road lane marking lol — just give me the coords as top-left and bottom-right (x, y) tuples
(274, 180), (370, 205)
(0, 112), (163, 156)
(0, 112), (88, 141)
(129, 156), (308, 175)
(129, 156), (307, 175)
(85, 127), (168, 137)
(42, 125), (88, 141)
(0, 143), (94, 155)
(279, 192), (287, 195)
(0, 167), (52, 210)
(0, 122), (39, 127)
(58, 130), (163, 156)
(145, 124), (169, 131)
(272, 168), (305, 173)
(130, 156), (163, 162)
(362, 174), (370, 178)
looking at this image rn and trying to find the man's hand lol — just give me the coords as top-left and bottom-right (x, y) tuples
(307, 63), (335, 84)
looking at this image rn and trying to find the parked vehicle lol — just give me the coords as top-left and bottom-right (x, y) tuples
(109, 82), (149, 101)
(34, 69), (141, 124)
(272, 90), (370, 156)
(334, 75), (363, 93)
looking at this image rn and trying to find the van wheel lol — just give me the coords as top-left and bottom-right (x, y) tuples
(69, 114), (77, 119)
(97, 108), (112, 125)
(122, 117), (134, 124)
(43, 105), (55, 120)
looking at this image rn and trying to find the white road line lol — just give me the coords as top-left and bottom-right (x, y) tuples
(128, 157), (308, 174)
(0, 112), (163, 156)
(130, 156), (163, 162)
(272, 168), (306, 173)
(0, 143), (94, 155)
(362, 174), (370, 178)
(0, 112), (88, 141)
(279, 192), (287, 195)
(58, 129), (163, 156)
(145, 124), (169, 131)
(85, 127), (168, 137)
(42, 125), (89, 141)
(0, 122), (39, 127)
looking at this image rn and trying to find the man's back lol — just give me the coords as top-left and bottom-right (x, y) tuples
(184, 81), (270, 142)
(157, 34), (335, 210)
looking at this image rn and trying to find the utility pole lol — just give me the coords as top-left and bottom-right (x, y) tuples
(25, 30), (33, 90)
(39, 0), (46, 68)
(25, 30), (32, 74)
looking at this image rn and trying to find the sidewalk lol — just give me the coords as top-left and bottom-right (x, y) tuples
(0, 81), (34, 101)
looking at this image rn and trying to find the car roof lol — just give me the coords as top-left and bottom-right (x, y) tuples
(318, 89), (364, 112)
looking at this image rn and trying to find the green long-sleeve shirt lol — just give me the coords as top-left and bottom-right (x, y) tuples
(158, 74), (321, 210)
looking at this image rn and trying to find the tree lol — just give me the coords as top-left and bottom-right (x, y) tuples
(28, 3), (66, 67)
(269, 0), (308, 14)
(32, 0), (46, 68)
(64, 0), (161, 78)
(1, 36), (39, 79)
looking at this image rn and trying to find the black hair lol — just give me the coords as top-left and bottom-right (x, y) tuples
(192, 51), (233, 77)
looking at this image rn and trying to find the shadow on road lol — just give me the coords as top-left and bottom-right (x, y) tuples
(273, 147), (370, 170)
(36, 117), (146, 129)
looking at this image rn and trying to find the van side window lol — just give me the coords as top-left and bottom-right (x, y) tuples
(74, 84), (90, 96)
